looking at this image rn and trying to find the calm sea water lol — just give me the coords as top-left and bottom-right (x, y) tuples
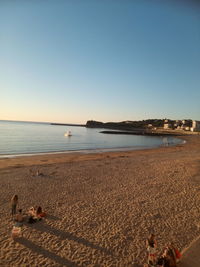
(0, 120), (183, 157)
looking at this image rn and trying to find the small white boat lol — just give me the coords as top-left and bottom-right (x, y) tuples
(64, 130), (72, 137)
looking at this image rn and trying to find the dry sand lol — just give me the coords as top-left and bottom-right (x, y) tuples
(0, 135), (200, 267)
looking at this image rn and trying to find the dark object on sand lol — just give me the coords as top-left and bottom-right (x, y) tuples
(28, 216), (37, 224)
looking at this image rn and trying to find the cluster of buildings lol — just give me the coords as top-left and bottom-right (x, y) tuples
(164, 119), (200, 132)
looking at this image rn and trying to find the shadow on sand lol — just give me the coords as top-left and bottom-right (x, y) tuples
(132, 263), (143, 267)
(16, 237), (79, 267)
(46, 214), (60, 221)
(26, 221), (113, 256)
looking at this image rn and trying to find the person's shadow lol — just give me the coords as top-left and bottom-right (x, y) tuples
(16, 237), (79, 267)
(46, 214), (60, 221)
(26, 220), (113, 255)
(132, 263), (143, 267)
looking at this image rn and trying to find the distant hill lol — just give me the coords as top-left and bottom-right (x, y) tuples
(86, 119), (164, 130)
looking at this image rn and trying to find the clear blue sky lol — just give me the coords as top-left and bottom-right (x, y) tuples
(1, 0), (200, 123)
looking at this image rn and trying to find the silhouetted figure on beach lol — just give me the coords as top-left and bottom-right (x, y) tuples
(11, 195), (18, 216)
(146, 233), (157, 266)
(157, 246), (177, 267)
(166, 244), (177, 267)
(168, 242), (181, 264)
(27, 206), (46, 223)
(14, 209), (24, 227)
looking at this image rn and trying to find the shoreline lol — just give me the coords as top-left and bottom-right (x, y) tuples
(0, 141), (182, 159)
(0, 135), (200, 266)
(0, 135), (185, 161)
(0, 137), (186, 170)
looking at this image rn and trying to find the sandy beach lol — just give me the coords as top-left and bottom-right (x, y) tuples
(0, 135), (200, 267)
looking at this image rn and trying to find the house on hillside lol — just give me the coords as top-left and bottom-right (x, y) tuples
(191, 120), (200, 132)
(163, 119), (192, 131)
(174, 120), (182, 128)
(180, 119), (192, 130)
(163, 119), (172, 129)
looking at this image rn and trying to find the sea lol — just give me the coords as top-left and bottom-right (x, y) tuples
(0, 120), (184, 157)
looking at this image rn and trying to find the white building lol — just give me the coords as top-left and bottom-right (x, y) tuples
(163, 119), (172, 129)
(191, 120), (200, 132)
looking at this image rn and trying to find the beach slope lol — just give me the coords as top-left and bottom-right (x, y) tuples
(0, 136), (200, 266)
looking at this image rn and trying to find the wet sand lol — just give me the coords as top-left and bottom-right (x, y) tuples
(0, 135), (200, 266)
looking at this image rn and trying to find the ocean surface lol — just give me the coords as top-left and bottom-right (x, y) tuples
(0, 120), (184, 157)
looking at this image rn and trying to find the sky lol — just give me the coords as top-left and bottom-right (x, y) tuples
(0, 0), (200, 124)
